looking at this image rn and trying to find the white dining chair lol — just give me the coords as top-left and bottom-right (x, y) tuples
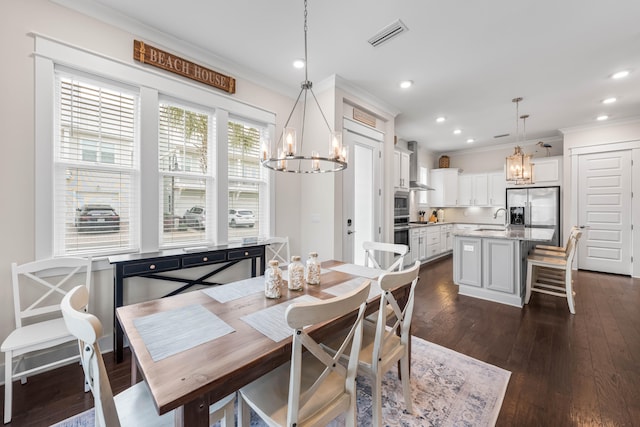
(2, 256), (92, 424)
(324, 260), (420, 427)
(237, 281), (371, 427)
(363, 241), (408, 272)
(525, 231), (583, 314)
(61, 285), (235, 427)
(265, 236), (291, 267)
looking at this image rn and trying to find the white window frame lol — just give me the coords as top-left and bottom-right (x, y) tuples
(35, 35), (276, 266)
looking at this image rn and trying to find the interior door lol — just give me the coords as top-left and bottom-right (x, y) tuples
(342, 121), (382, 265)
(578, 150), (632, 275)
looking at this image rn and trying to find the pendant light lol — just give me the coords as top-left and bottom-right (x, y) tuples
(506, 97), (534, 185)
(261, 0), (347, 173)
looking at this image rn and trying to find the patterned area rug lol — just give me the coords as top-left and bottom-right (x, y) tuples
(51, 337), (510, 427)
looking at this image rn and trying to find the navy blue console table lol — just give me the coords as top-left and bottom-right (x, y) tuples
(109, 243), (266, 363)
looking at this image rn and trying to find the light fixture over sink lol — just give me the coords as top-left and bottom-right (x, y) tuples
(505, 97), (534, 185)
(260, 0), (347, 174)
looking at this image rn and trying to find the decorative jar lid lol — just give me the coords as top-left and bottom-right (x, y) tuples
(269, 260), (279, 267)
(291, 255), (301, 262)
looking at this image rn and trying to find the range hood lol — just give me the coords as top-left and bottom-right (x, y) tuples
(407, 141), (435, 191)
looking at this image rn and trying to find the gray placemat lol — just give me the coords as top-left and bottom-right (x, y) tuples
(323, 277), (381, 300)
(240, 295), (320, 342)
(328, 263), (386, 279)
(201, 276), (265, 303)
(134, 304), (235, 362)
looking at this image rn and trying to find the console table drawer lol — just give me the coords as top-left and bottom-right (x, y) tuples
(122, 259), (180, 276)
(183, 252), (226, 267)
(228, 247), (263, 261)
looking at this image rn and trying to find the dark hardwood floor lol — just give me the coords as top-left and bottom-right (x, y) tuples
(3, 256), (639, 426)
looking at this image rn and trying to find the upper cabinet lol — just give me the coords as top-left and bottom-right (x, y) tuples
(430, 168), (460, 207)
(488, 171), (506, 207)
(457, 173), (489, 206)
(394, 150), (410, 191)
(531, 156), (562, 186)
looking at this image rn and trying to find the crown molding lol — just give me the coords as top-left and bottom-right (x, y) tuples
(560, 116), (640, 134)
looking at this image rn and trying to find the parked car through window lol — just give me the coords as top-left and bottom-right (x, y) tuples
(75, 205), (120, 232)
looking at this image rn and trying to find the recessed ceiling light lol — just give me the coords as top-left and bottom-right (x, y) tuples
(466, 138), (474, 143)
(602, 97), (617, 104)
(293, 59), (305, 69)
(596, 115), (609, 121)
(436, 116), (446, 123)
(453, 129), (462, 135)
(399, 80), (413, 89)
(611, 70), (629, 79)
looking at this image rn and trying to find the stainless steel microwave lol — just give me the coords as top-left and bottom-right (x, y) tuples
(394, 192), (410, 217)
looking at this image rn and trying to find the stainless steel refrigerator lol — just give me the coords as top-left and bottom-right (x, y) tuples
(506, 186), (560, 246)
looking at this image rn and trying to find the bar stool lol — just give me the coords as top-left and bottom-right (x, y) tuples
(525, 231), (582, 314)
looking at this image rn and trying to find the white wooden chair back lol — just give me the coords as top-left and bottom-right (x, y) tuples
(61, 285), (120, 427)
(284, 281), (370, 426)
(11, 257), (92, 329)
(372, 260), (420, 367)
(363, 241), (408, 272)
(265, 236), (291, 266)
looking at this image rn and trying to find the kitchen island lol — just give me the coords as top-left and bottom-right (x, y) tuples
(452, 227), (554, 307)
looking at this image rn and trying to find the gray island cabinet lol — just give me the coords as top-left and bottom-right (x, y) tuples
(453, 227), (555, 307)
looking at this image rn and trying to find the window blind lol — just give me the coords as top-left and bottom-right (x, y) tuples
(228, 117), (269, 241)
(54, 74), (139, 256)
(158, 101), (216, 246)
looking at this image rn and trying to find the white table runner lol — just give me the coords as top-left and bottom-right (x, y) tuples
(324, 277), (382, 300)
(241, 295), (320, 342)
(329, 263), (386, 279)
(134, 304), (235, 362)
(201, 276), (265, 303)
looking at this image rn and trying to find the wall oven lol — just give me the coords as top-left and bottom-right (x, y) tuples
(394, 192), (410, 218)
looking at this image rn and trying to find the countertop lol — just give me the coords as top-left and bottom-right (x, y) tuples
(408, 221), (450, 228)
(452, 226), (555, 242)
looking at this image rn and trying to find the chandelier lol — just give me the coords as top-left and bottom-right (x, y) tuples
(261, 0), (347, 173)
(505, 97), (534, 185)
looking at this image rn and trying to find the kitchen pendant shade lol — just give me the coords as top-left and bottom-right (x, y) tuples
(506, 97), (534, 185)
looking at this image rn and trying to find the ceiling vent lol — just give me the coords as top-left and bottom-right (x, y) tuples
(494, 133), (510, 139)
(368, 19), (408, 47)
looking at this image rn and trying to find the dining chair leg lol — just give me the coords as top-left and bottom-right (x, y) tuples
(4, 351), (12, 424)
(237, 393), (250, 427)
(372, 374), (383, 427)
(400, 354), (413, 414)
(525, 262), (534, 304)
(566, 268), (576, 314)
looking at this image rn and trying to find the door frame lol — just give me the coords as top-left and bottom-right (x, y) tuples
(570, 140), (640, 277)
(342, 118), (383, 264)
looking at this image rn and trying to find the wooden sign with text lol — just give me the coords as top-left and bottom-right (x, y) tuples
(133, 40), (236, 94)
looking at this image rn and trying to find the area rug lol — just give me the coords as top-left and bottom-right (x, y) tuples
(51, 337), (510, 427)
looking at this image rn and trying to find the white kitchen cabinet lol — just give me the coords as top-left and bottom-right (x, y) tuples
(531, 156), (562, 186)
(488, 171), (506, 207)
(440, 224), (453, 252)
(410, 228), (420, 264)
(426, 226), (441, 259)
(430, 168), (460, 207)
(457, 173), (489, 206)
(394, 150), (410, 191)
(419, 228), (428, 260)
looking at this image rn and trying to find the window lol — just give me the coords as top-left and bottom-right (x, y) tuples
(54, 74), (139, 256)
(37, 37), (276, 260)
(228, 118), (269, 241)
(159, 101), (216, 246)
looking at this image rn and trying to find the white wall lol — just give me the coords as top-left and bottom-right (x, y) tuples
(0, 0), (302, 361)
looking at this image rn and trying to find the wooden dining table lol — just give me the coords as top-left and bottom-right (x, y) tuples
(116, 260), (411, 426)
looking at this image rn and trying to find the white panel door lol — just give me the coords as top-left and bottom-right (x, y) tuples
(578, 151), (632, 275)
(342, 124), (382, 265)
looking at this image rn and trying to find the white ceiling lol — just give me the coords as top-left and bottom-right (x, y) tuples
(62, 0), (640, 152)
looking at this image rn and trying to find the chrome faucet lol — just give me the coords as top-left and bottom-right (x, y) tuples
(493, 208), (509, 227)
